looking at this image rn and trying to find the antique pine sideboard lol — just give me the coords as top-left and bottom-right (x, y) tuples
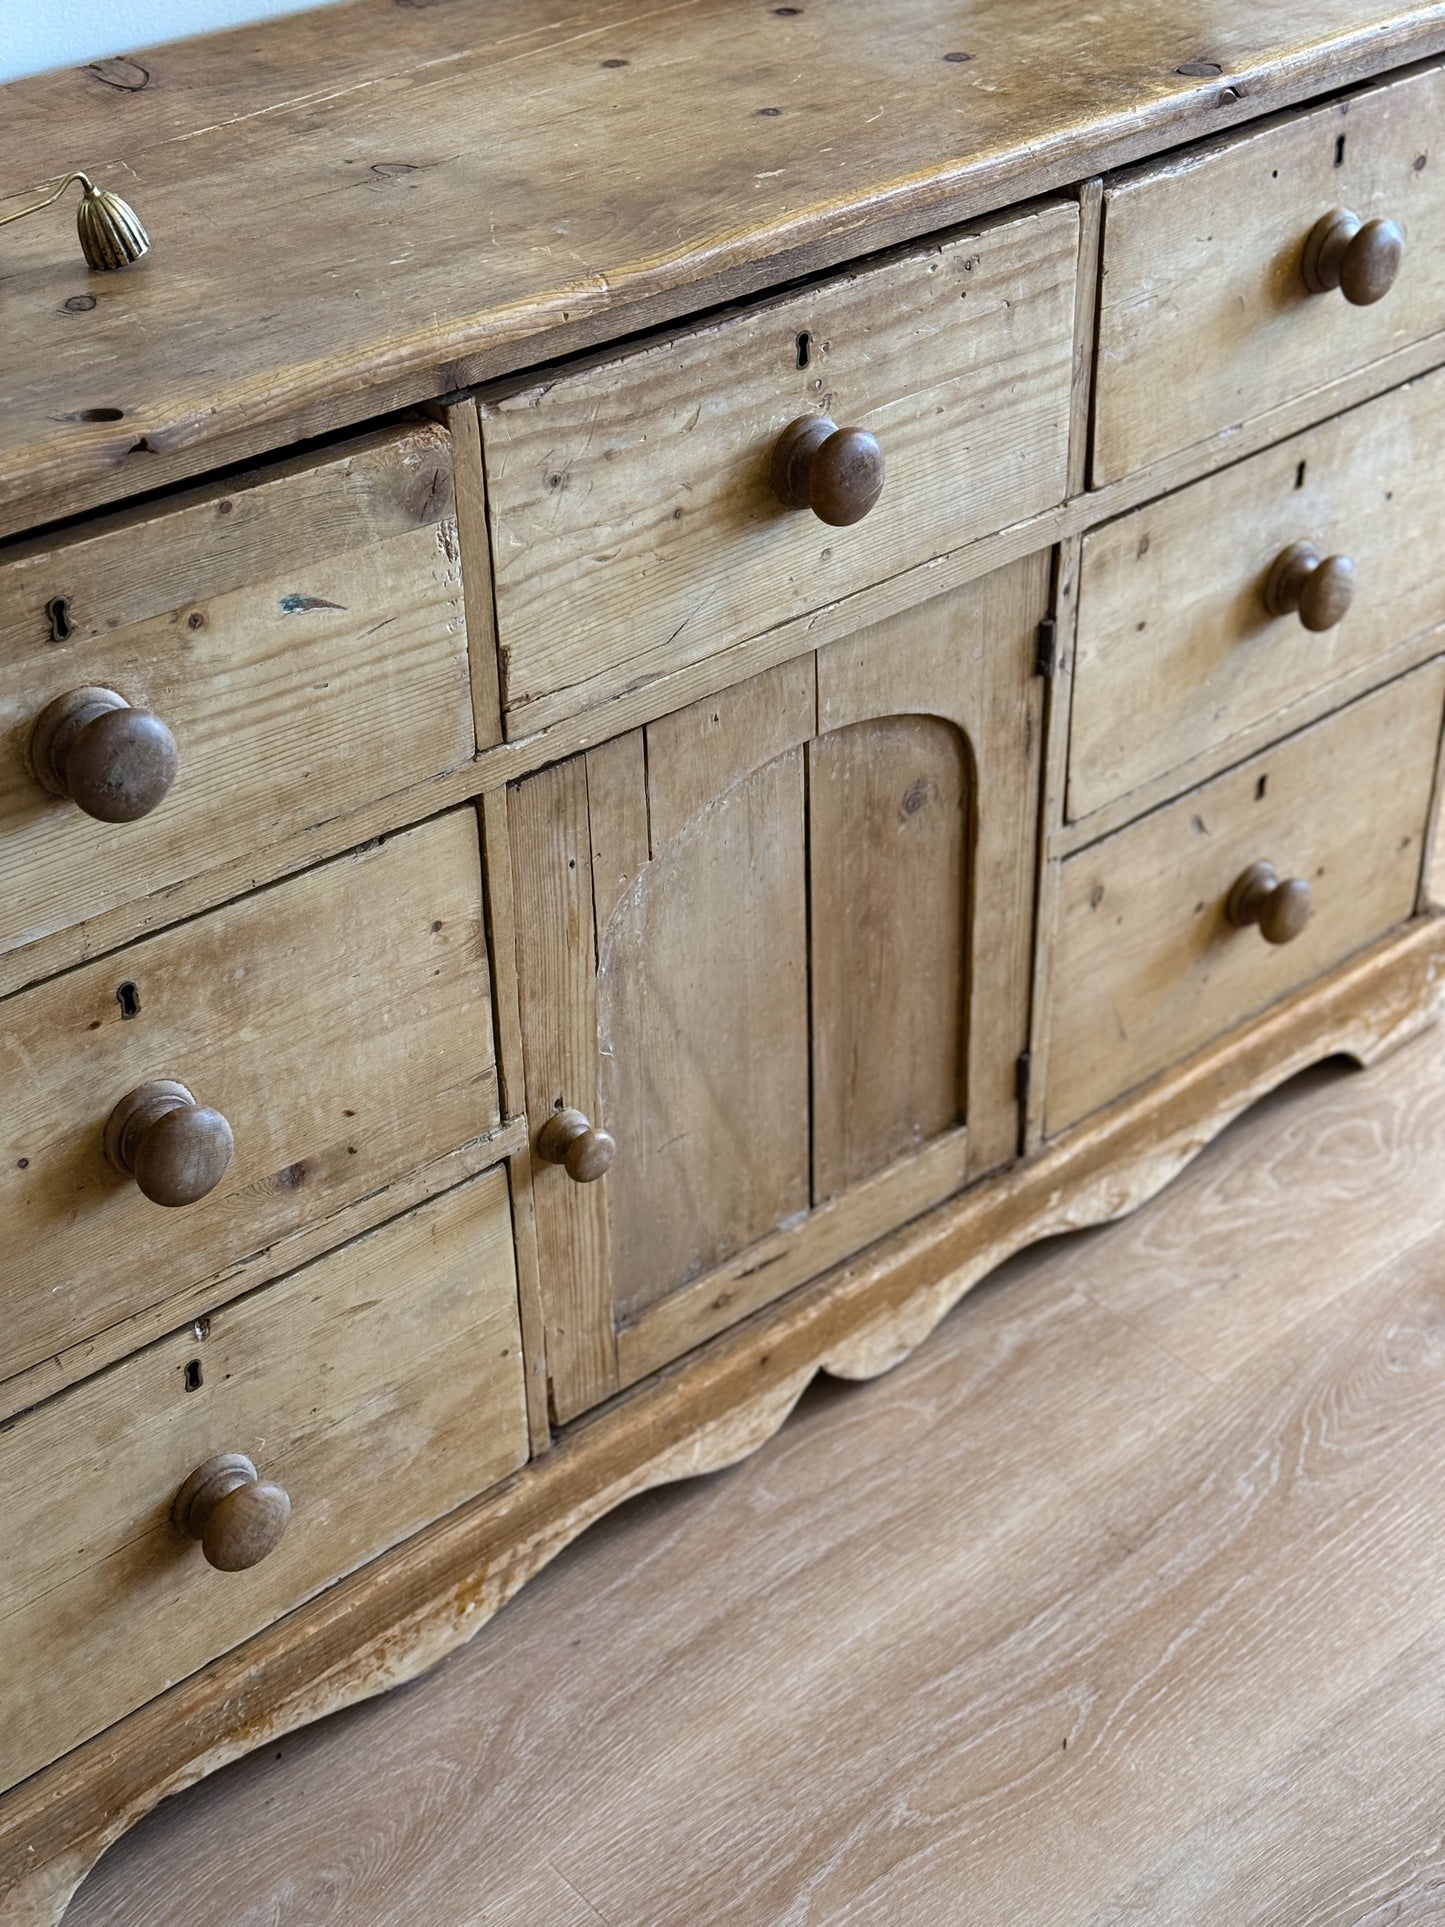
(5, 0), (1445, 1916)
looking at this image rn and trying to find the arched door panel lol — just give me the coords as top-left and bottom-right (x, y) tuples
(510, 551), (1048, 1421)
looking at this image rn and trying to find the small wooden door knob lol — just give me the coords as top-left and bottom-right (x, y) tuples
(29, 685), (178, 822)
(1301, 209), (1404, 306)
(1226, 861), (1314, 945)
(1264, 542), (1356, 632)
(538, 1107), (616, 1182)
(104, 1078), (234, 1206)
(771, 416), (885, 526)
(173, 1453), (291, 1571)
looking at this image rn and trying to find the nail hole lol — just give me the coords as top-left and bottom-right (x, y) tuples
(183, 1358), (203, 1392)
(1256, 774), (1268, 800)
(599, 56), (628, 67)
(46, 596), (73, 642)
(796, 330), (813, 369)
(76, 406), (125, 422)
(1335, 133), (1347, 167)
(756, 106), (782, 116)
(943, 50), (972, 62)
(115, 980), (141, 1019)
(1294, 460), (1306, 489)
(1176, 59), (1222, 76)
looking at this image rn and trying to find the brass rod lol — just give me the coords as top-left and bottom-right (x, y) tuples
(0, 172), (96, 229)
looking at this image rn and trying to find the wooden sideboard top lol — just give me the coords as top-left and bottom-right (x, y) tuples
(2, 0), (1443, 535)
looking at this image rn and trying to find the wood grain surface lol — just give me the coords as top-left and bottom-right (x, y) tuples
(3, 0), (1445, 533)
(1, 1169), (526, 1794)
(1048, 660), (1445, 1132)
(481, 204), (1075, 734)
(1094, 60), (1445, 483)
(0, 807), (497, 1383)
(0, 424), (470, 956)
(511, 556), (1044, 1414)
(1072, 368), (1445, 823)
(59, 961), (1445, 1926)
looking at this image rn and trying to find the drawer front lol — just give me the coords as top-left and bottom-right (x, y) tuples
(1072, 370), (1445, 822)
(0, 1171), (527, 1792)
(1047, 663), (1445, 1134)
(0, 423), (474, 958)
(481, 202), (1077, 734)
(1094, 63), (1445, 484)
(0, 808), (497, 1382)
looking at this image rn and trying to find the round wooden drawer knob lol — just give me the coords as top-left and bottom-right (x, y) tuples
(1301, 209), (1404, 306)
(1264, 542), (1356, 633)
(29, 685), (178, 822)
(104, 1078), (234, 1207)
(173, 1453), (291, 1572)
(538, 1107), (616, 1182)
(771, 416), (885, 526)
(1226, 861), (1314, 946)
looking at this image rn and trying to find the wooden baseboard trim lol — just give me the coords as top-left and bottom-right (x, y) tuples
(4, 917), (1442, 1926)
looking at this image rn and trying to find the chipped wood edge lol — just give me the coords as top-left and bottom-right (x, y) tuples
(4, 916), (1442, 1926)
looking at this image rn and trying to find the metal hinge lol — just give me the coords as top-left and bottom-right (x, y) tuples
(1015, 1049), (1033, 1107)
(1035, 615), (1059, 679)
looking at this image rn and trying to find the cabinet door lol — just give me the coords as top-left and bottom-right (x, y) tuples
(509, 553), (1048, 1421)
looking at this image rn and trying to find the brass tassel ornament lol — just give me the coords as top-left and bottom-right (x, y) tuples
(0, 170), (150, 270)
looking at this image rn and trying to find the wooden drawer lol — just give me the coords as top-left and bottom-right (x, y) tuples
(1093, 63), (1445, 484)
(0, 1170), (527, 1792)
(0, 808), (498, 1383)
(1072, 370), (1445, 823)
(480, 203), (1078, 735)
(1046, 662), (1445, 1134)
(0, 423), (474, 960)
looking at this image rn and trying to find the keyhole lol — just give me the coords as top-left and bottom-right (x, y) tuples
(46, 597), (73, 643)
(1335, 133), (1347, 167)
(183, 1358), (204, 1392)
(796, 331), (813, 370)
(115, 980), (141, 1019)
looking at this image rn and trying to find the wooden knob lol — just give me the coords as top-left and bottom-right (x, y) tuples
(172, 1453), (291, 1572)
(29, 685), (178, 822)
(104, 1078), (234, 1206)
(537, 1107), (616, 1182)
(771, 416), (884, 526)
(1226, 861), (1314, 945)
(1301, 209), (1404, 306)
(1264, 542), (1356, 633)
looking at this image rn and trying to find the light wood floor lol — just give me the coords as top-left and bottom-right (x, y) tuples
(70, 1020), (1445, 1925)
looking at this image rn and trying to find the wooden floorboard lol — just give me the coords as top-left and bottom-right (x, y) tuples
(66, 1021), (1445, 1926)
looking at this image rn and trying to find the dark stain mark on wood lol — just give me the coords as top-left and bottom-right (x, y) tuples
(280, 594), (347, 614)
(61, 296), (96, 315)
(87, 57), (150, 91)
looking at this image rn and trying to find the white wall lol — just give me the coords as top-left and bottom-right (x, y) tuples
(2, 0), (349, 85)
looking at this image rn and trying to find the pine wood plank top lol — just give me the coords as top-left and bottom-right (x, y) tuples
(64, 1013), (1445, 1925)
(3, 0), (1445, 533)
